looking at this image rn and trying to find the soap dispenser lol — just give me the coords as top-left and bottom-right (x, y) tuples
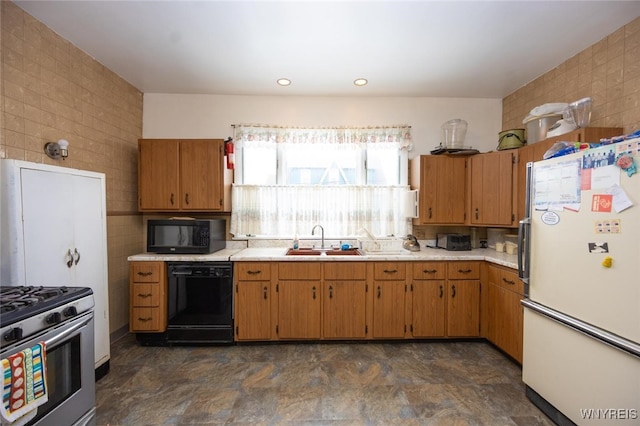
(293, 234), (299, 250)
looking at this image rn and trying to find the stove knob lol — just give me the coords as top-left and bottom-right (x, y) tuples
(63, 306), (78, 317)
(45, 312), (62, 325)
(3, 327), (23, 342)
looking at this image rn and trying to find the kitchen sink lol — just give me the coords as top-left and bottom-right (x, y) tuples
(285, 248), (362, 256)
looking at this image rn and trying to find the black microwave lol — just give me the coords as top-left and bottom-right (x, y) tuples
(147, 219), (226, 254)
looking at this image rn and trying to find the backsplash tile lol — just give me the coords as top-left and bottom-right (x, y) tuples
(503, 16), (640, 135)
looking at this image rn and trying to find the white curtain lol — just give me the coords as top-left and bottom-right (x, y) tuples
(230, 185), (408, 237)
(230, 125), (412, 237)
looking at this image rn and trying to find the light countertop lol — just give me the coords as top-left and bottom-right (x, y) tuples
(128, 247), (518, 269)
(127, 248), (243, 262)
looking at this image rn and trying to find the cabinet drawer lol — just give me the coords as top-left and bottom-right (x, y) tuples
(488, 265), (524, 294)
(374, 262), (406, 280)
(279, 262), (321, 280)
(131, 283), (160, 307)
(447, 262), (480, 279)
(324, 262), (366, 280)
(130, 307), (162, 331)
(412, 262), (446, 280)
(131, 262), (162, 283)
(236, 262), (272, 281)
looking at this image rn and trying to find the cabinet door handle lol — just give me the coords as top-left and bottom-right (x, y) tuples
(457, 269), (472, 274)
(475, 208), (479, 219)
(377, 286), (381, 298)
(247, 270), (262, 275)
(137, 271), (153, 277)
(383, 269), (397, 274)
(428, 207), (432, 219)
(66, 249), (74, 268)
(170, 193), (175, 205)
(329, 285), (333, 299)
(263, 286), (268, 299)
(137, 317), (153, 322)
(312, 286), (316, 300)
(185, 193), (190, 205)
(451, 285), (456, 298)
(73, 248), (81, 265)
(502, 278), (516, 285)
(137, 293), (153, 298)
(423, 269), (437, 274)
(439, 285), (443, 298)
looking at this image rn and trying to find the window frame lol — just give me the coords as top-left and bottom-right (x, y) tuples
(235, 142), (408, 186)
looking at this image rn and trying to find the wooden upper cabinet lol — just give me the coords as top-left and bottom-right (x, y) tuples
(138, 139), (180, 210)
(410, 155), (466, 225)
(138, 139), (227, 212)
(468, 150), (516, 227)
(180, 139), (224, 210)
(516, 127), (622, 222)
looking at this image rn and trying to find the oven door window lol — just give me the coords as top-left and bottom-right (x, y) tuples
(170, 276), (232, 325)
(28, 335), (82, 424)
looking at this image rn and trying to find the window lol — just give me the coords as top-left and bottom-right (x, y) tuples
(231, 125), (412, 238)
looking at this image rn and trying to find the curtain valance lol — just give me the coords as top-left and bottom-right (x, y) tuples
(234, 124), (413, 150)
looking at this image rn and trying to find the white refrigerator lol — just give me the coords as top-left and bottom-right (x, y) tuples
(518, 140), (640, 425)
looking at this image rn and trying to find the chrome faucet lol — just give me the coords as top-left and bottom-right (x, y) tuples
(311, 225), (325, 249)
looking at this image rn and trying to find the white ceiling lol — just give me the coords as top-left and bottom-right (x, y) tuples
(14, 1), (640, 98)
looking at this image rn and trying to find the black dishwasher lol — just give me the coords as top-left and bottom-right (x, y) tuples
(138, 262), (234, 345)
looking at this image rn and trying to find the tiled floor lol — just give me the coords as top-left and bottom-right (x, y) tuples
(96, 335), (553, 425)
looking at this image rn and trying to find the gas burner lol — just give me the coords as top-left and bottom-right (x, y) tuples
(0, 304), (17, 314)
(0, 286), (93, 329)
(1, 285), (68, 297)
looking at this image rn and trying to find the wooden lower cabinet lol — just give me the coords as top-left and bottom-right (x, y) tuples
(231, 259), (492, 344)
(323, 262), (367, 339)
(410, 261), (480, 338)
(411, 262), (446, 337)
(277, 262), (322, 339)
(446, 262), (481, 337)
(235, 262), (273, 341)
(486, 264), (524, 363)
(447, 280), (480, 337)
(129, 261), (167, 332)
(372, 262), (408, 338)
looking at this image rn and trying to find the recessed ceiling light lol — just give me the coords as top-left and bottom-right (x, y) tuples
(277, 78), (291, 86)
(354, 78), (368, 87)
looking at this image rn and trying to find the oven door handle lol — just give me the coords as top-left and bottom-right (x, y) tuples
(44, 313), (93, 348)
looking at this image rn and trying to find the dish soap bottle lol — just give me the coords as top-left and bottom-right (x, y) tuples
(293, 234), (299, 250)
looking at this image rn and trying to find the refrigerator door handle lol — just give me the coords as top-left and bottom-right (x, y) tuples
(522, 299), (640, 359)
(518, 218), (530, 288)
(518, 162), (534, 291)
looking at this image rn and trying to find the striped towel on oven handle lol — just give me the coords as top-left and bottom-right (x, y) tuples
(1, 342), (48, 425)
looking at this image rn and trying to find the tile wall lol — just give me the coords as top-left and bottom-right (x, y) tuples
(1, 1), (144, 336)
(503, 16), (640, 134)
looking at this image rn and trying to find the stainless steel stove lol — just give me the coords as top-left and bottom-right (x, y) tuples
(0, 286), (96, 426)
(0, 286), (94, 344)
